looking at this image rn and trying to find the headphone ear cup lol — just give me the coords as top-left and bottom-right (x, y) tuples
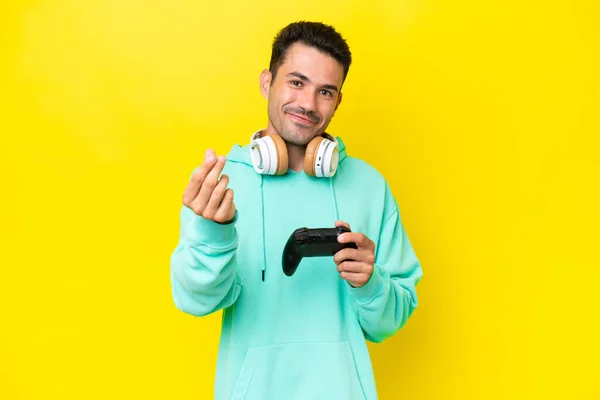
(250, 133), (285, 175)
(268, 134), (289, 175)
(307, 135), (339, 177)
(321, 144), (339, 177)
(304, 136), (324, 176)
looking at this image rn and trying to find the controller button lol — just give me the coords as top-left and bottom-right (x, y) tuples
(294, 231), (309, 243)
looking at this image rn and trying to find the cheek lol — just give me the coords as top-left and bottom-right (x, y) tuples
(269, 92), (285, 113)
(279, 85), (303, 104)
(279, 91), (296, 109)
(320, 103), (336, 119)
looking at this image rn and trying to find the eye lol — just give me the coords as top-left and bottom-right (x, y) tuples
(290, 80), (302, 87)
(320, 89), (333, 97)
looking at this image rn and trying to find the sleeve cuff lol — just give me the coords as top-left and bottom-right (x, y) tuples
(348, 263), (385, 303)
(187, 210), (238, 246)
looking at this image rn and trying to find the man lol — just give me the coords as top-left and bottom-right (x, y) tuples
(170, 21), (423, 400)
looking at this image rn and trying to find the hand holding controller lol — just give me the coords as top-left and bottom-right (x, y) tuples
(282, 226), (358, 276)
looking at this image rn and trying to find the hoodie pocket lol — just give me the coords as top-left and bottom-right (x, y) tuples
(230, 341), (366, 400)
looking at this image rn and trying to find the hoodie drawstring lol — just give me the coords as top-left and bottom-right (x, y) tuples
(260, 174), (267, 282)
(330, 177), (340, 222)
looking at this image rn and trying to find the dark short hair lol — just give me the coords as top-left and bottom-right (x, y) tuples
(269, 21), (352, 84)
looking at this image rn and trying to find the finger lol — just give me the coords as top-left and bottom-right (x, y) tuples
(214, 188), (235, 223)
(336, 261), (368, 273)
(205, 148), (216, 160)
(338, 232), (374, 250)
(202, 174), (229, 219)
(339, 271), (369, 287)
(194, 156), (227, 212)
(333, 248), (363, 265)
(182, 149), (218, 205)
(335, 220), (351, 230)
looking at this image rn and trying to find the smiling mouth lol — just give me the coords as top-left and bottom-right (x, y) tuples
(287, 113), (317, 125)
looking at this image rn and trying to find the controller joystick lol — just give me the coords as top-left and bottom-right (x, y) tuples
(282, 226), (358, 276)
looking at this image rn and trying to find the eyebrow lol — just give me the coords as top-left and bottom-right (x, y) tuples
(287, 71), (339, 93)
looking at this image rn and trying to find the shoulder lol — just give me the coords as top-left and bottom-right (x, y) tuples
(336, 155), (399, 215)
(338, 155), (388, 186)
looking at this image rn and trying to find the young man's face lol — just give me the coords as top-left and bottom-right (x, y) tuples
(260, 42), (345, 146)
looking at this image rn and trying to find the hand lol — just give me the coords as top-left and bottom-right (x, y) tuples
(333, 220), (376, 288)
(182, 149), (236, 223)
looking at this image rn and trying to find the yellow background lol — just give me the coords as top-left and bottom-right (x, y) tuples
(1, 0), (598, 399)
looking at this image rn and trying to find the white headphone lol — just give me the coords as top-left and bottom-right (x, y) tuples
(249, 130), (340, 177)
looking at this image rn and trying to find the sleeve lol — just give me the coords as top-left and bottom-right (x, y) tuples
(347, 185), (423, 343)
(169, 203), (242, 317)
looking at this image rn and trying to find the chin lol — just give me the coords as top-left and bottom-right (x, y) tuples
(282, 130), (318, 146)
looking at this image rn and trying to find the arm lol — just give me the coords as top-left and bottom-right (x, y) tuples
(170, 206), (242, 317)
(347, 204), (422, 342)
(170, 149), (242, 317)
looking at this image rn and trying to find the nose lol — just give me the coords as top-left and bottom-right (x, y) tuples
(296, 89), (317, 113)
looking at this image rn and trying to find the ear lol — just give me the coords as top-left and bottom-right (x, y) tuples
(259, 69), (272, 100)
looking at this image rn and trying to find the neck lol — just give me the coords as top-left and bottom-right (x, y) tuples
(285, 143), (306, 172)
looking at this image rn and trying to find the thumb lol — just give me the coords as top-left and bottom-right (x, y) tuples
(335, 220), (351, 230)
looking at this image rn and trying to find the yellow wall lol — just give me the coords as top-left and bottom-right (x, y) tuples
(1, 1), (598, 398)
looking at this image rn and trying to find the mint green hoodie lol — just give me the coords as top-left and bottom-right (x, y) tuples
(170, 136), (423, 400)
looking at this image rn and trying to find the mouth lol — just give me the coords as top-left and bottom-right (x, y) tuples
(287, 112), (317, 126)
